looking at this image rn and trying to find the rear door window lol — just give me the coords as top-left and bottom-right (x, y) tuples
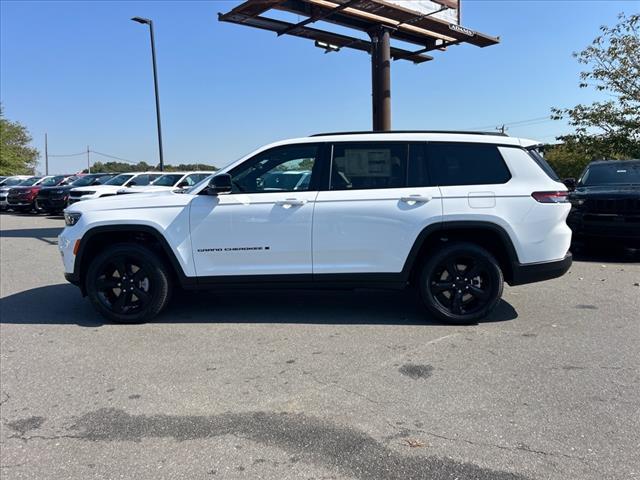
(426, 143), (511, 186)
(330, 142), (407, 190)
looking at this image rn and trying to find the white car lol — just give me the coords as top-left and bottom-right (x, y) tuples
(68, 172), (162, 204)
(117, 171), (215, 195)
(59, 131), (573, 324)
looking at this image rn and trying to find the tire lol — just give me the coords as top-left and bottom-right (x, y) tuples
(418, 242), (504, 325)
(85, 243), (171, 323)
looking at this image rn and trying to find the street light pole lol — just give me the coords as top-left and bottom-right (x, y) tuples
(132, 16), (164, 171)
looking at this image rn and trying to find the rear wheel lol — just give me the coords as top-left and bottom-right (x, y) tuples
(418, 242), (503, 324)
(85, 243), (171, 323)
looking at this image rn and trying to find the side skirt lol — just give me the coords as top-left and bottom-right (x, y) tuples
(188, 273), (407, 291)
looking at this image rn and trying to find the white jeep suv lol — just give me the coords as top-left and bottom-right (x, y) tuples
(59, 132), (572, 324)
(68, 172), (162, 204)
(116, 171), (215, 195)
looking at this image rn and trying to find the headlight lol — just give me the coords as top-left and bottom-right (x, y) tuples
(64, 211), (82, 226)
(569, 198), (585, 207)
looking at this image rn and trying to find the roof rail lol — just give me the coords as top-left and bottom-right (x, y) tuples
(310, 130), (509, 137)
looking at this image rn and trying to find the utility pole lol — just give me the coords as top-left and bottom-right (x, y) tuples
(44, 133), (49, 175)
(369, 26), (392, 131)
(497, 124), (507, 135)
(87, 146), (91, 173)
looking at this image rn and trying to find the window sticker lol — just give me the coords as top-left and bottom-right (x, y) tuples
(342, 149), (392, 177)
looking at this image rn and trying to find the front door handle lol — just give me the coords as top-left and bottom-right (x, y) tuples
(276, 198), (307, 207)
(400, 194), (432, 204)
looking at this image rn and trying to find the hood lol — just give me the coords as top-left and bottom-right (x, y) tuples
(40, 185), (72, 192)
(9, 185), (42, 192)
(66, 190), (192, 213)
(571, 184), (640, 198)
(71, 184), (122, 193)
(119, 185), (176, 194)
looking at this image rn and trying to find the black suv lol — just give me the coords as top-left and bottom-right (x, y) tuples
(566, 160), (640, 247)
(36, 173), (117, 214)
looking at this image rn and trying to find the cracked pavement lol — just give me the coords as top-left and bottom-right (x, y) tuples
(1, 213), (639, 479)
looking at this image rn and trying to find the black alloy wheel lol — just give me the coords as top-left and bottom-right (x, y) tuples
(86, 244), (170, 323)
(95, 256), (152, 314)
(419, 242), (503, 324)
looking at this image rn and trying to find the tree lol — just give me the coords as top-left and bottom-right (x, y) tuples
(0, 105), (39, 175)
(548, 13), (640, 177)
(83, 161), (218, 173)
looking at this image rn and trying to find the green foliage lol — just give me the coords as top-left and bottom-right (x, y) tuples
(0, 105), (39, 175)
(83, 162), (218, 174)
(550, 13), (640, 176)
(163, 163), (218, 172)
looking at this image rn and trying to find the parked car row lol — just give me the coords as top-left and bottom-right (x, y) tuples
(0, 171), (215, 214)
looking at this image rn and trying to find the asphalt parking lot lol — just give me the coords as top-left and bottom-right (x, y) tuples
(0, 212), (638, 480)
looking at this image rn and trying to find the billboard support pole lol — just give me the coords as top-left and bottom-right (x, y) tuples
(370, 26), (391, 131)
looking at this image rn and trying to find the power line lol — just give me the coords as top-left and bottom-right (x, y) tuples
(48, 151), (87, 157)
(47, 148), (143, 166)
(464, 115), (553, 131)
(89, 150), (140, 164)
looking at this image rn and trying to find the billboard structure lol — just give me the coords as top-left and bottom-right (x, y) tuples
(219, 0), (499, 131)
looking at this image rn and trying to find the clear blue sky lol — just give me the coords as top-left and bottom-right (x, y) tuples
(0, 0), (634, 173)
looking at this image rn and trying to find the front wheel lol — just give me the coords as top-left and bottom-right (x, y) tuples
(85, 243), (171, 323)
(418, 242), (504, 325)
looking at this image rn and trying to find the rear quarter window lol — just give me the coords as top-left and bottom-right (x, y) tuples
(527, 148), (561, 181)
(426, 143), (511, 186)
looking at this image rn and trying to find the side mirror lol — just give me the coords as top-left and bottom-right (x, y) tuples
(177, 181), (189, 188)
(207, 174), (232, 195)
(563, 178), (576, 191)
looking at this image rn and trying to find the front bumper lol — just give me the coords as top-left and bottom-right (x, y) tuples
(7, 199), (35, 208)
(36, 197), (68, 211)
(567, 211), (640, 242)
(58, 229), (79, 280)
(68, 196), (94, 205)
(509, 252), (573, 286)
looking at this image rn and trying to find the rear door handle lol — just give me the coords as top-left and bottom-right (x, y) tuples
(276, 198), (307, 207)
(400, 194), (432, 203)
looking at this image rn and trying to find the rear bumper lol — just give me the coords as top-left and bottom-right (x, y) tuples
(509, 252), (572, 286)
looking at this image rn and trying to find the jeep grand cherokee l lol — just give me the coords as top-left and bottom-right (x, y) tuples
(59, 132), (573, 324)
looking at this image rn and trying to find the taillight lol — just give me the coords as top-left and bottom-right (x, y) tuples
(532, 191), (569, 203)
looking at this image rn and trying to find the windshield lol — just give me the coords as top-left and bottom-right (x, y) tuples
(17, 176), (42, 186)
(105, 174), (134, 186)
(71, 175), (112, 187)
(40, 175), (67, 187)
(1, 177), (27, 187)
(152, 174), (184, 187)
(579, 162), (640, 186)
